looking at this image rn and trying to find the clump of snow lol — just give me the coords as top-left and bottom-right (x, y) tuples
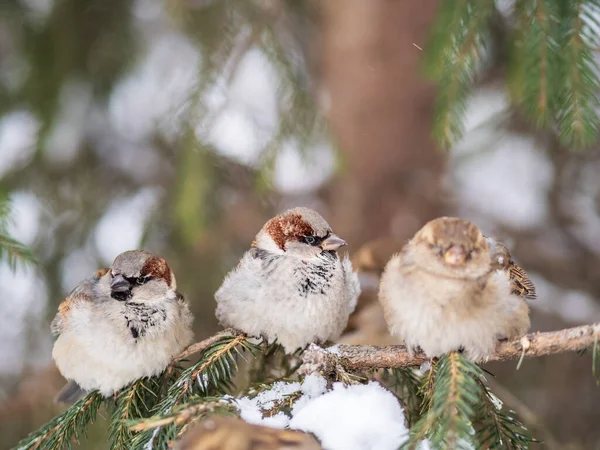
(418, 361), (431, 376)
(252, 380), (302, 410)
(300, 374), (328, 398)
(234, 376), (409, 450)
(290, 381), (408, 450)
(290, 374), (330, 414)
(234, 380), (302, 428)
(326, 344), (341, 356)
(488, 392), (504, 410)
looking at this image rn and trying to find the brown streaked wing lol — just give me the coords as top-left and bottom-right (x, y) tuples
(487, 238), (536, 301)
(50, 268), (109, 336)
(509, 262), (536, 301)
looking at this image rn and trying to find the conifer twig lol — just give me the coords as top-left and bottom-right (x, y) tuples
(175, 328), (238, 361)
(301, 323), (600, 372)
(129, 400), (231, 431)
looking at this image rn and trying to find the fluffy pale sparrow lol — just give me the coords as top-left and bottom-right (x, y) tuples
(51, 250), (194, 402)
(215, 207), (360, 354)
(175, 416), (322, 450)
(379, 217), (534, 360)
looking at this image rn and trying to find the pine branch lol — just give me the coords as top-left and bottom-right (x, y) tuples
(130, 334), (253, 450)
(555, 0), (600, 148)
(0, 199), (35, 270)
(248, 341), (303, 385)
(403, 353), (481, 449)
(14, 391), (104, 450)
(474, 382), (538, 450)
(423, 0), (494, 147)
(380, 368), (425, 427)
(109, 376), (171, 450)
(0, 233), (35, 270)
(175, 328), (238, 361)
(129, 397), (235, 432)
(300, 322), (600, 372)
(508, 0), (561, 127)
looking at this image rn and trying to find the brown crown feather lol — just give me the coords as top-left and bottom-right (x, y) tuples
(141, 256), (172, 285)
(265, 214), (314, 250)
(417, 217), (487, 251)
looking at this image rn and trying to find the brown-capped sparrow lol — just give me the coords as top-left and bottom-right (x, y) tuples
(379, 217), (534, 360)
(51, 250), (194, 403)
(215, 207), (360, 354)
(175, 416), (322, 450)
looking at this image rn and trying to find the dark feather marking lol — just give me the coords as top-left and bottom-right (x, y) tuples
(295, 252), (338, 298)
(122, 302), (167, 340)
(250, 247), (281, 277)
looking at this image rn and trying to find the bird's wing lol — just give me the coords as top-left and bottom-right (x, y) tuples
(487, 238), (536, 301)
(175, 416), (322, 450)
(507, 262), (536, 301)
(50, 268), (109, 336)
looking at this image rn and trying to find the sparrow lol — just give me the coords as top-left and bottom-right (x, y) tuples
(215, 207), (360, 354)
(378, 217), (534, 360)
(51, 250), (194, 402)
(175, 416), (323, 450)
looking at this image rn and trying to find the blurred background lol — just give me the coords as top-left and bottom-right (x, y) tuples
(1, 0), (599, 448)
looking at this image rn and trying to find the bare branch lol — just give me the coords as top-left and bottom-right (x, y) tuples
(300, 323), (600, 373)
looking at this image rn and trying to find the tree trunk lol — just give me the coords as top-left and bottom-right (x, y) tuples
(317, 0), (445, 246)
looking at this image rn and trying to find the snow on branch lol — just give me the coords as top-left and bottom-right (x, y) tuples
(299, 323), (600, 373)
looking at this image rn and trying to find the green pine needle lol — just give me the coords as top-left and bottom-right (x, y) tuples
(555, 0), (600, 148)
(109, 377), (168, 450)
(403, 353), (536, 450)
(474, 383), (539, 449)
(403, 353), (482, 449)
(381, 368), (425, 427)
(14, 391), (104, 450)
(0, 199), (35, 271)
(129, 334), (254, 450)
(423, 0), (494, 148)
(508, 0), (562, 128)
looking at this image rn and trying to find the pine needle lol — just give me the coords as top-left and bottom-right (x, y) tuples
(422, 0), (494, 148)
(474, 382), (539, 449)
(14, 391), (104, 450)
(555, 0), (600, 148)
(403, 353), (481, 449)
(0, 199), (35, 271)
(129, 334), (254, 450)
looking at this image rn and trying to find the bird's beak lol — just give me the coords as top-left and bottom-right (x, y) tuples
(110, 274), (131, 293)
(444, 245), (466, 265)
(320, 234), (347, 251)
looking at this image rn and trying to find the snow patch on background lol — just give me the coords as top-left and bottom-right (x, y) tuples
(94, 188), (162, 265)
(0, 111), (38, 178)
(451, 88), (554, 229)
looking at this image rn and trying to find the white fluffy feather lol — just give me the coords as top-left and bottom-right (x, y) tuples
(379, 251), (530, 361)
(216, 251), (359, 353)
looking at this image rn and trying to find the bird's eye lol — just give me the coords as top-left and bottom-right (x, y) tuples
(429, 243), (443, 255)
(304, 236), (317, 245)
(135, 276), (153, 285)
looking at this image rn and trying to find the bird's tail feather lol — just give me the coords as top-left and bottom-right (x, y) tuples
(54, 380), (87, 404)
